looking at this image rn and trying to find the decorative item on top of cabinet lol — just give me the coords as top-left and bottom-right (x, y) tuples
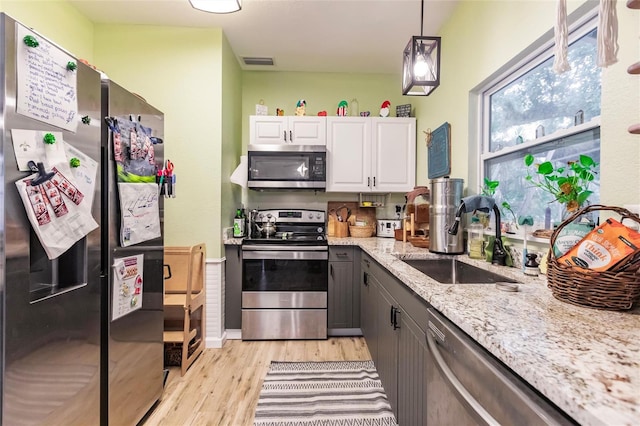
(379, 100), (391, 117)
(396, 104), (411, 117)
(295, 99), (306, 116)
(337, 100), (348, 116)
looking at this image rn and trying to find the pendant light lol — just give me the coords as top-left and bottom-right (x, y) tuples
(402, 0), (441, 96)
(190, 0), (241, 14)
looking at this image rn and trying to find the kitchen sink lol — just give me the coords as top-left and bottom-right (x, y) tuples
(401, 258), (520, 284)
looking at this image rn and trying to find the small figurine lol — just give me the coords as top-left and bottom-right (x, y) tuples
(379, 100), (391, 117)
(295, 99), (306, 116)
(337, 100), (348, 116)
(276, 108), (284, 116)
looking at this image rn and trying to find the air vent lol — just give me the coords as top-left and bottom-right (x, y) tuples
(242, 57), (274, 66)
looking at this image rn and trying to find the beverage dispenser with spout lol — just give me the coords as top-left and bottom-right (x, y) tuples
(429, 177), (464, 254)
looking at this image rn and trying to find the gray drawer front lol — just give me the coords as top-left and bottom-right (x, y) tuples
(329, 247), (355, 262)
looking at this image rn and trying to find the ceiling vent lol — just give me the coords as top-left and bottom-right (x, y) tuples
(242, 57), (274, 66)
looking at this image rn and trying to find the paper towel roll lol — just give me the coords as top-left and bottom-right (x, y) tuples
(230, 155), (248, 188)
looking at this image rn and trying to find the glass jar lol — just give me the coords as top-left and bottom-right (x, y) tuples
(467, 216), (484, 259)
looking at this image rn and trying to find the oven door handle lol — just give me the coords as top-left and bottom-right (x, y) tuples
(242, 250), (328, 260)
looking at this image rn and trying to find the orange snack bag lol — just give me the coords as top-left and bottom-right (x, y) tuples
(557, 218), (640, 271)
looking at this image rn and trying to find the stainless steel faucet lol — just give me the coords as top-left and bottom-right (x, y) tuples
(448, 196), (507, 266)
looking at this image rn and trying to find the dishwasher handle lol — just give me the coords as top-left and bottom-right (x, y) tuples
(426, 326), (500, 426)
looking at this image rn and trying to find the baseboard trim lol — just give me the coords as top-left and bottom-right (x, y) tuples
(225, 329), (242, 340)
(206, 331), (227, 349)
(328, 328), (363, 337)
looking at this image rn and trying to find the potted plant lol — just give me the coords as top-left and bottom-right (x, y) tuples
(523, 154), (598, 219)
(481, 178), (518, 231)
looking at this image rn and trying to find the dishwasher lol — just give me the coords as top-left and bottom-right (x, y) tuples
(426, 308), (577, 425)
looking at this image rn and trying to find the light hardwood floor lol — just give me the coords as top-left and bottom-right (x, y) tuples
(143, 337), (371, 426)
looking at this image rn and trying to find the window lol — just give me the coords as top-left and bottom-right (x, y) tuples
(480, 16), (601, 228)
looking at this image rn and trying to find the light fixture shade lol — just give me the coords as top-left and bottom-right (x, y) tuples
(402, 36), (441, 96)
(190, 0), (241, 14)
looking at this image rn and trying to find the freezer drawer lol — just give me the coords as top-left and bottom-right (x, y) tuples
(242, 309), (327, 340)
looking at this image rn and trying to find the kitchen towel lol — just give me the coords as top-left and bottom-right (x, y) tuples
(254, 360), (397, 426)
(230, 155), (248, 188)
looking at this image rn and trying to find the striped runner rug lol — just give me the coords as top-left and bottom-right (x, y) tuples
(254, 360), (397, 426)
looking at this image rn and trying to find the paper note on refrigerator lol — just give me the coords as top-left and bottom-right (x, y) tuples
(15, 167), (98, 259)
(15, 23), (78, 132)
(112, 254), (144, 321)
(118, 182), (161, 247)
(10, 129), (66, 171)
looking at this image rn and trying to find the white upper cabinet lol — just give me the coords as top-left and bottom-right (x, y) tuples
(326, 117), (372, 192)
(371, 118), (416, 192)
(250, 116), (326, 145)
(326, 117), (416, 192)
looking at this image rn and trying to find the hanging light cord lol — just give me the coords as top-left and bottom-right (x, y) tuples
(420, 0), (424, 37)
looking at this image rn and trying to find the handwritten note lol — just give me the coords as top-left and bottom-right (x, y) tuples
(16, 23), (78, 132)
(118, 182), (161, 247)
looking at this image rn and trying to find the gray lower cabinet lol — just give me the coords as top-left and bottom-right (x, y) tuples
(376, 284), (400, 414)
(360, 254), (378, 363)
(328, 247), (361, 333)
(397, 307), (428, 425)
(360, 252), (430, 425)
(224, 244), (242, 330)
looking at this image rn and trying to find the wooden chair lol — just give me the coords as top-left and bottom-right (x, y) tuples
(163, 243), (206, 376)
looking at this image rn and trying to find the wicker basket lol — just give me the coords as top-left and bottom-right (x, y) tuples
(349, 225), (375, 238)
(547, 205), (640, 310)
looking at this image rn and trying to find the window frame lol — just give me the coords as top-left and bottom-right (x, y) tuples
(476, 8), (600, 230)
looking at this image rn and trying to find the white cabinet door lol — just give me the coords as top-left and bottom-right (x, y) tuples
(326, 117), (371, 192)
(250, 116), (326, 145)
(250, 116), (287, 144)
(289, 116), (326, 145)
(371, 118), (416, 192)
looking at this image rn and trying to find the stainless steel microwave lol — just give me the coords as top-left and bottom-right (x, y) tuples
(247, 144), (326, 190)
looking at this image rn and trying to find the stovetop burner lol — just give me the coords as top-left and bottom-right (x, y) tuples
(246, 208), (327, 244)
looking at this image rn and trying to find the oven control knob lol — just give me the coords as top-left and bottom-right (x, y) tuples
(316, 213), (322, 219)
(308, 213), (313, 219)
(317, 227), (323, 233)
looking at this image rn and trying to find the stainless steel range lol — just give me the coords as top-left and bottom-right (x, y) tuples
(241, 209), (328, 340)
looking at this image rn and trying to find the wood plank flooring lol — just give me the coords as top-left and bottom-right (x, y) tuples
(143, 337), (371, 426)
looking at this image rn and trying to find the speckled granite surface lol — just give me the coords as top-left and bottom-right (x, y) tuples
(329, 237), (640, 426)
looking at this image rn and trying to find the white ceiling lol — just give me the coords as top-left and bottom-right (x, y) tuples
(68, 0), (459, 74)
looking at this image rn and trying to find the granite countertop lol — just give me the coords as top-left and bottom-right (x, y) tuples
(329, 237), (640, 426)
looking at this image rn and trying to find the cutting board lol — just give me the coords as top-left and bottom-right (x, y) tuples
(327, 202), (377, 237)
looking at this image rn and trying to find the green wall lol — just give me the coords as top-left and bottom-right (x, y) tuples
(93, 24), (228, 257)
(1, 0), (94, 61)
(220, 32), (243, 252)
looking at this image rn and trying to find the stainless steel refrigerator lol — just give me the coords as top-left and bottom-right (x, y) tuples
(0, 13), (165, 425)
(0, 14), (102, 425)
(100, 79), (165, 425)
